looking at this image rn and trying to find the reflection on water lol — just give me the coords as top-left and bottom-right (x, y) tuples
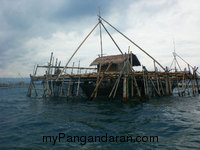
(0, 87), (200, 149)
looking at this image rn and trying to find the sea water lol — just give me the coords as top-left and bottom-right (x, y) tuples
(0, 86), (200, 149)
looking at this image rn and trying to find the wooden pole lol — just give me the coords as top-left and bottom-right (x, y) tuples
(76, 61), (81, 97)
(50, 56), (54, 75)
(159, 76), (165, 95)
(34, 65), (38, 76)
(176, 76), (180, 96)
(142, 66), (148, 97)
(54, 58), (58, 74)
(32, 81), (38, 97)
(50, 57), (54, 96)
(56, 22), (99, 81)
(130, 51), (134, 98)
(94, 63), (102, 99)
(27, 74), (33, 97)
(109, 61), (126, 99)
(42, 81), (46, 98)
(165, 67), (170, 95)
(90, 63), (112, 100)
(169, 77), (172, 95)
(154, 61), (161, 96)
(193, 67), (200, 94)
(192, 68), (196, 96)
(99, 16), (165, 71)
(98, 9), (103, 57)
(181, 72), (185, 96)
(101, 22), (123, 55)
(67, 62), (75, 97)
(48, 52), (53, 75)
(143, 66), (160, 96)
(123, 77), (128, 101)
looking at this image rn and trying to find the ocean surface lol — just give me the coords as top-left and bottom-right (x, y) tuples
(0, 86), (200, 150)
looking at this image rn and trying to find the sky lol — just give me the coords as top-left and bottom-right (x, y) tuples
(0, 0), (200, 77)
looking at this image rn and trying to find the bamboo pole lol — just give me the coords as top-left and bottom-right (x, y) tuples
(90, 63), (112, 100)
(67, 62), (75, 97)
(50, 57), (54, 75)
(27, 75), (33, 97)
(123, 77), (128, 101)
(76, 61), (81, 97)
(98, 10), (103, 57)
(94, 63), (102, 99)
(175, 52), (200, 74)
(31, 80), (38, 96)
(169, 77), (172, 95)
(54, 58), (58, 74)
(142, 66), (148, 97)
(101, 22), (123, 54)
(109, 61), (126, 99)
(159, 76), (165, 95)
(176, 76), (180, 96)
(192, 68), (196, 96)
(46, 71), (50, 97)
(48, 52), (53, 75)
(113, 77), (121, 99)
(143, 66), (160, 96)
(42, 82), (46, 98)
(181, 72), (185, 96)
(165, 67), (170, 95)
(122, 53), (129, 101)
(98, 16), (165, 71)
(193, 67), (200, 94)
(50, 57), (54, 96)
(130, 51), (134, 98)
(133, 72), (141, 98)
(34, 65), (38, 76)
(56, 22), (99, 81)
(33, 64), (36, 76)
(154, 61), (161, 96)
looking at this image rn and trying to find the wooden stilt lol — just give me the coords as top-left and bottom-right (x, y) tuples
(27, 74), (33, 97)
(127, 60), (141, 98)
(193, 67), (200, 94)
(165, 67), (170, 95)
(131, 76), (134, 98)
(130, 51), (134, 98)
(142, 66), (148, 97)
(31, 80), (38, 96)
(169, 77), (172, 95)
(144, 66), (160, 96)
(90, 63), (112, 100)
(94, 63), (102, 99)
(109, 61), (126, 99)
(42, 82), (46, 98)
(123, 77), (128, 101)
(159, 78), (165, 95)
(76, 61), (81, 97)
(176, 76), (180, 96)
(67, 62), (75, 97)
(154, 61), (161, 96)
(181, 72), (185, 96)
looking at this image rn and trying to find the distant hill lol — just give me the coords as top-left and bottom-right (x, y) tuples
(0, 78), (30, 84)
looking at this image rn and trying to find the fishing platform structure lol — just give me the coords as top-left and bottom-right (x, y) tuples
(27, 15), (200, 101)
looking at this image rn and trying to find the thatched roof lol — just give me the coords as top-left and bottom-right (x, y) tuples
(90, 54), (141, 66)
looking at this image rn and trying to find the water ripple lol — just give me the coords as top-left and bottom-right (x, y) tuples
(0, 88), (200, 149)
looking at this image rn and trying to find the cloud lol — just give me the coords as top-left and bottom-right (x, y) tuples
(0, 0), (200, 77)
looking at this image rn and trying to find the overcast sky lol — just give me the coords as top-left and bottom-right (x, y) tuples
(0, 0), (200, 77)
